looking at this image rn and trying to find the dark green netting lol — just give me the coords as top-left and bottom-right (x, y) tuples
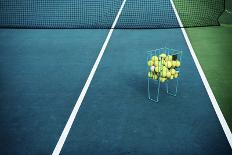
(0, 0), (225, 29)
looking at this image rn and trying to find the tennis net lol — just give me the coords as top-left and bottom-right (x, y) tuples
(0, 0), (225, 29)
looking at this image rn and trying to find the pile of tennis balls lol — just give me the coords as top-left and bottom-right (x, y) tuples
(147, 53), (181, 83)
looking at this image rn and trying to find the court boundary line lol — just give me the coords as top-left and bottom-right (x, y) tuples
(170, 0), (232, 148)
(52, 0), (127, 154)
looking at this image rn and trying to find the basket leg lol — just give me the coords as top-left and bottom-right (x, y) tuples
(166, 78), (179, 96)
(148, 78), (151, 100)
(148, 78), (160, 102)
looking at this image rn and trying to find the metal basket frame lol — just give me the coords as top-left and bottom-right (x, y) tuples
(147, 47), (183, 102)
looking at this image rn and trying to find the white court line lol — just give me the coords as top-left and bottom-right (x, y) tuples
(170, 0), (232, 148)
(52, 0), (127, 154)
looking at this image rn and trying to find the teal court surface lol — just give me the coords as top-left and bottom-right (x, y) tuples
(0, 0), (232, 155)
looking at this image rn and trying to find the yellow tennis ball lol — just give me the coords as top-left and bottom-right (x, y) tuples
(176, 60), (181, 67)
(174, 73), (179, 78)
(155, 66), (160, 73)
(172, 61), (177, 68)
(164, 57), (167, 61)
(148, 72), (153, 78)
(170, 75), (174, 79)
(166, 71), (171, 78)
(153, 74), (158, 80)
(161, 70), (167, 78)
(170, 68), (176, 75)
(154, 61), (159, 67)
(164, 61), (168, 67)
(152, 56), (158, 62)
(161, 59), (166, 65)
(147, 60), (153, 67)
(164, 55), (172, 61)
(152, 74), (158, 80)
(162, 66), (167, 72)
(160, 77), (166, 83)
(160, 53), (167, 58)
(165, 61), (172, 68)
(167, 55), (173, 61)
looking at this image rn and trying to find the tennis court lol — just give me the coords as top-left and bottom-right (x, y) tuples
(0, 0), (232, 154)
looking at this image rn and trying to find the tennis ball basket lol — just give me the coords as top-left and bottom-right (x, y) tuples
(147, 48), (182, 102)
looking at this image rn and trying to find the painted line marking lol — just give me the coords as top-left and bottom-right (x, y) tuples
(52, 0), (127, 154)
(170, 0), (232, 148)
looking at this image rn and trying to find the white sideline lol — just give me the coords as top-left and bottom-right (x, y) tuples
(170, 0), (232, 148)
(52, 0), (127, 154)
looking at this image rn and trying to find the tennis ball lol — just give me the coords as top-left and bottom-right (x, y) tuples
(153, 74), (158, 80)
(166, 71), (171, 78)
(167, 55), (173, 61)
(170, 68), (176, 75)
(148, 72), (153, 78)
(174, 72), (179, 78)
(152, 56), (158, 62)
(150, 66), (155, 72)
(165, 61), (172, 68)
(160, 59), (166, 65)
(160, 77), (166, 83)
(164, 57), (168, 62)
(158, 61), (163, 67)
(161, 70), (167, 78)
(155, 66), (160, 73)
(147, 60), (153, 66)
(154, 61), (159, 67)
(162, 66), (167, 72)
(172, 61), (177, 68)
(160, 53), (167, 58)
(164, 62), (167, 67)
(170, 75), (174, 79)
(164, 55), (172, 61)
(176, 60), (181, 67)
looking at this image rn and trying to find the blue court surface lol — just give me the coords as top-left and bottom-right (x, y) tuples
(0, 0), (231, 155)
